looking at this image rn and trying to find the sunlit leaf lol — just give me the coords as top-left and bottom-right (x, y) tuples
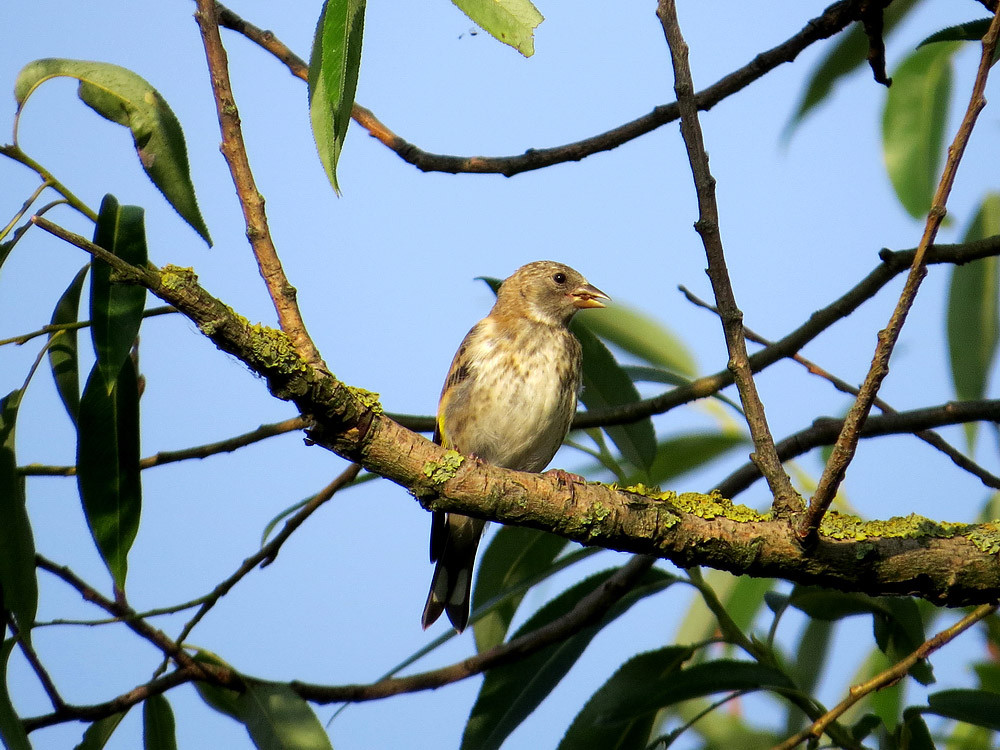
(558, 646), (695, 750)
(237, 681), (334, 750)
(452, 0), (543, 57)
(882, 42), (960, 218)
(143, 694), (177, 750)
(0, 639), (31, 750)
(645, 431), (749, 485)
(309, 0), (366, 195)
(947, 194), (1000, 450)
(77, 357), (142, 590)
(472, 526), (569, 652)
(786, 0), (923, 136)
(48, 265), (89, 425)
(461, 567), (676, 750)
(14, 59), (210, 244)
(0, 390), (37, 643)
(91, 195), (147, 384)
(578, 303), (696, 377)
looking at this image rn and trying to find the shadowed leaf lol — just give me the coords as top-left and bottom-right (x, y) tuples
(143, 694), (177, 750)
(237, 681), (334, 750)
(48, 265), (89, 425)
(0, 390), (36, 643)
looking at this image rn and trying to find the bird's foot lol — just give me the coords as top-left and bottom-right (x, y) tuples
(543, 468), (586, 488)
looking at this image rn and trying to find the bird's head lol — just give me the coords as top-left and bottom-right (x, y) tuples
(495, 260), (609, 327)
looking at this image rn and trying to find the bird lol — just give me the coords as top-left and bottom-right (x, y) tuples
(421, 260), (609, 632)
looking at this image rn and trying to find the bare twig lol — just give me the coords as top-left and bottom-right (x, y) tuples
(680, 285), (1000, 490)
(216, 0), (861, 177)
(192, 0), (326, 372)
(0, 145), (96, 221)
(657, 0), (798, 514)
(773, 603), (999, 750)
(4, 614), (66, 712)
(0, 306), (174, 348)
(802, 9), (1000, 540)
(153, 462), (362, 677)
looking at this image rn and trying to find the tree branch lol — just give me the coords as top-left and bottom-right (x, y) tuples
(657, 0), (798, 514)
(802, 8), (1000, 539)
(216, 0), (862, 177)
(192, 0), (326, 372)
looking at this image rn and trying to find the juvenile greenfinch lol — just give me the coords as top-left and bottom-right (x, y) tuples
(421, 260), (609, 632)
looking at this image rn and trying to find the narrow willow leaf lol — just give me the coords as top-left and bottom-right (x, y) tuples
(192, 651), (242, 720)
(558, 646), (695, 750)
(91, 195), (147, 384)
(473, 526), (569, 652)
(309, 0), (366, 195)
(0, 390), (37, 643)
(573, 321), (656, 476)
(899, 709), (936, 750)
(76, 357), (142, 590)
(75, 711), (127, 750)
(577, 304), (696, 377)
(143, 694), (177, 750)
(461, 567), (676, 750)
(882, 42), (960, 218)
(237, 682), (334, 750)
(925, 689), (1000, 730)
(14, 59), (211, 244)
(947, 194), (1000, 450)
(645, 431), (749, 485)
(789, 586), (890, 621)
(919, 19), (991, 47)
(452, 0), (543, 57)
(49, 265), (89, 425)
(873, 597), (933, 685)
(0, 639), (31, 750)
(785, 0), (922, 136)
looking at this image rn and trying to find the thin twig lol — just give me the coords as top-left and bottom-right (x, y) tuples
(0, 180), (50, 243)
(153, 463), (362, 677)
(802, 9), (1000, 540)
(657, 0), (798, 514)
(773, 603), (999, 750)
(0, 306), (175, 348)
(20, 416), (307, 476)
(0, 145), (96, 221)
(4, 614), (66, 712)
(680, 285), (1000, 490)
(192, 0), (326, 372)
(216, 0), (861, 177)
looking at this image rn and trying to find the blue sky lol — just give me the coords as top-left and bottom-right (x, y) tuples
(2, 1), (998, 748)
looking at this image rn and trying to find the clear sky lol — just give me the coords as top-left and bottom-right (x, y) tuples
(2, 1), (997, 748)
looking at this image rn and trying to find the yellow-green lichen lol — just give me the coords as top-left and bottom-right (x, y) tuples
(819, 511), (966, 542)
(347, 386), (383, 413)
(965, 522), (1000, 554)
(670, 490), (770, 523)
(247, 323), (308, 373)
(422, 450), (464, 485)
(160, 264), (198, 290)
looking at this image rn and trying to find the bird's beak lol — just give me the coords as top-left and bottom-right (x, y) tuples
(570, 283), (610, 309)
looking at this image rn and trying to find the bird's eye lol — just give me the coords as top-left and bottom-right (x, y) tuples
(552, 272), (567, 285)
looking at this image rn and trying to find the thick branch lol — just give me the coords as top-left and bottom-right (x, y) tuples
(217, 0), (862, 176)
(658, 0), (797, 514)
(192, 0), (326, 371)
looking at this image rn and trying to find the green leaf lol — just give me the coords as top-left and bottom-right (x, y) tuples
(461, 567), (676, 750)
(75, 712), (127, 750)
(452, 0), (543, 57)
(925, 689), (1000, 730)
(947, 193), (1000, 450)
(645, 431), (749, 485)
(237, 681), (334, 750)
(91, 196), (147, 384)
(48, 265), (89, 426)
(899, 709), (935, 750)
(191, 651), (242, 721)
(882, 42), (960, 218)
(14, 59), (211, 244)
(577, 304), (696, 377)
(309, 0), (366, 195)
(919, 19), (991, 47)
(789, 586), (889, 621)
(785, 0), (922, 135)
(873, 597), (933, 685)
(143, 694), (177, 750)
(76, 357), (142, 590)
(572, 320), (656, 476)
(472, 526), (569, 652)
(558, 646), (694, 750)
(0, 639), (31, 750)
(0, 390), (37, 642)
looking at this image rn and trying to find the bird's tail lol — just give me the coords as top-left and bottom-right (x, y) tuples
(421, 512), (485, 633)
